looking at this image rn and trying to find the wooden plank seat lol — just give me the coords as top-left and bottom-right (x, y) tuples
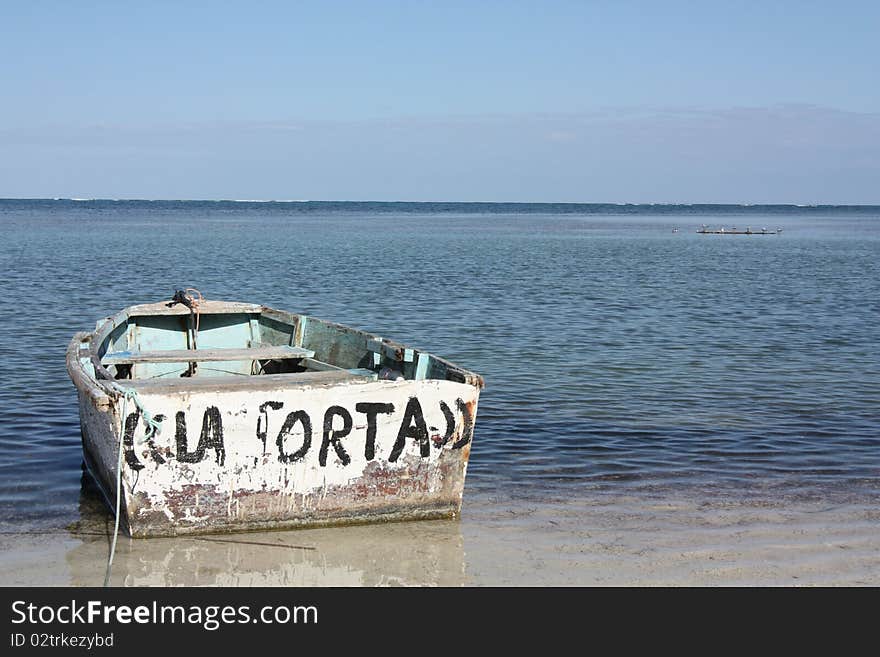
(108, 369), (377, 393)
(101, 345), (314, 365)
(299, 357), (377, 379)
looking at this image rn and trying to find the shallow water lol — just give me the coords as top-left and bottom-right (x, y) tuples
(1, 200), (878, 535)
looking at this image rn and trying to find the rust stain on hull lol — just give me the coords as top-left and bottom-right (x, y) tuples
(125, 449), (467, 537)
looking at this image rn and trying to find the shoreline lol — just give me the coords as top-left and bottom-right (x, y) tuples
(2, 492), (877, 586)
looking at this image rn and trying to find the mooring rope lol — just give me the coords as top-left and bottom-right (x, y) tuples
(185, 287), (203, 341)
(167, 288), (203, 375)
(103, 382), (163, 587)
(102, 288), (199, 584)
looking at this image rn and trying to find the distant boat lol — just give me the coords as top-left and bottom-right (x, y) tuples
(67, 292), (483, 537)
(697, 224), (782, 235)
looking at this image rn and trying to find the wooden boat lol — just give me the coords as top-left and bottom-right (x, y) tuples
(697, 224), (782, 235)
(66, 294), (483, 537)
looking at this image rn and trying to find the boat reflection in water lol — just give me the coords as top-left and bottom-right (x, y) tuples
(65, 473), (466, 586)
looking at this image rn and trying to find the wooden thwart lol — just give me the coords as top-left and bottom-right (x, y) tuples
(300, 357), (379, 380)
(102, 345), (314, 365)
(109, 369), (375, 393)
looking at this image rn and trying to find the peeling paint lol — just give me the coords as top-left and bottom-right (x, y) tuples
(78, 377), (479, 537)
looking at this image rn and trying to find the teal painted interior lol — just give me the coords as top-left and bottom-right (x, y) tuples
(187, 313), (256, 378)
(97, 310), (453, 383)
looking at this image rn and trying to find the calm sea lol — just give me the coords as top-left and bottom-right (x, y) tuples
(1, 200), (878, 530)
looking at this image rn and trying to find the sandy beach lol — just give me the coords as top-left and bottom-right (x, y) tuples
(2, 492), (877, 587)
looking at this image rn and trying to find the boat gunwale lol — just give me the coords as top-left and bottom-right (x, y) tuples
(66, 331), (112, 410)
(70, 301), (484, 401)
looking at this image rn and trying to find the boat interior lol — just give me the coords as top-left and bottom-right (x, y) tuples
(80, 301), (481, 391)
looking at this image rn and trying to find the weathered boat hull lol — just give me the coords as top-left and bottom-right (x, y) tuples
(67, 303), (482, 537)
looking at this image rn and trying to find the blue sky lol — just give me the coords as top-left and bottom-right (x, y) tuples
(1, 1), (878, 202)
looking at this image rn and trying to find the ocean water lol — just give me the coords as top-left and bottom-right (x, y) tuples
(1, 200), (878, 532)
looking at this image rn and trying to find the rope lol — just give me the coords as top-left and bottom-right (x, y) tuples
(185, 287), (203, 339)
(165, 288), (204, 373)
(108, 382), (164, 439)
(103, 382), (163, 587)
(102, 288), (198, 583)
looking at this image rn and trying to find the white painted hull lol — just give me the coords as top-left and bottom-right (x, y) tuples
(67, 301), (482, 537)
(76, 377), (478, 536)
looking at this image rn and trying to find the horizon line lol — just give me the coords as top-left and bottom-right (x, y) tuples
(2, 197), (880, 207)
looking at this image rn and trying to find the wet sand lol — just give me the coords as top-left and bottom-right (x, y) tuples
(1, 493), (878, 586)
